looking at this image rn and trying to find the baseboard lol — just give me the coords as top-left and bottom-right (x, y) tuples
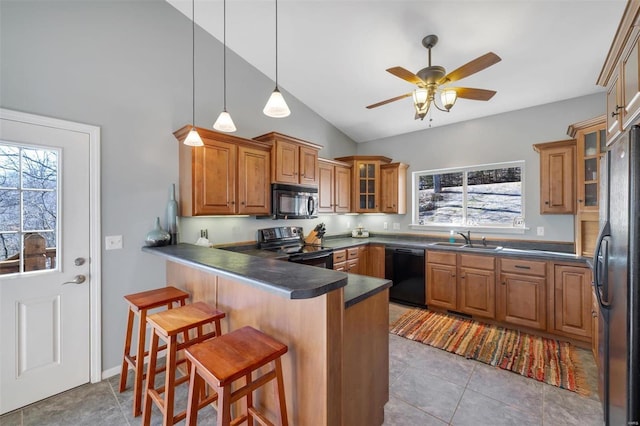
(102, 365), (120, 380)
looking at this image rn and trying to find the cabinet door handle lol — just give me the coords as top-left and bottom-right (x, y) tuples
(451, 273), (456, 277)
(501, 281), (506, 285)
(578, 199), (583, 203)
(544, 201), (549, 205)
(611, 105), (624, 117)
(460, 274), (466, 278)
(592, 310), (598, 318)
(514, 265), (531, 270)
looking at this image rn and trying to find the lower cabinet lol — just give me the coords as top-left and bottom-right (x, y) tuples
(551, 264), (592, 341)
(426, 251), (496, 319)
(497, 258), (547, 330)
(333, 245), (368, 274)
(366, 244), (385, 278)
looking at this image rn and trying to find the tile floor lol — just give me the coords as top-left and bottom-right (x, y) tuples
(0, 303), (603, 426)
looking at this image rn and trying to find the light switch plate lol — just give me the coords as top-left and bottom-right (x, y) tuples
(536, 226), (544, 236)
(105, 235), (123, 250)
(393, 223), (400, 230)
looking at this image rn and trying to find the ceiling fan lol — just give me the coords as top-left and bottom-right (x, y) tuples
(366, 35), (501, 121)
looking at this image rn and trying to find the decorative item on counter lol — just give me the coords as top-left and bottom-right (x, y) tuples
(351, 225), (369, 238)
(166, 183), (178, 244)
(195, 229), (210, 246)
(304, 223), (325, 245)
(145, 217), (171, 247)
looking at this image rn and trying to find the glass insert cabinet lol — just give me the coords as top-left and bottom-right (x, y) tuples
(335, 156), (392, 213)
(567, 115), (606, 257)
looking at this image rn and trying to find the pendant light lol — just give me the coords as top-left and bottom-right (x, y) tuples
(263, 0), (291, 118)
(184, 0), (204, 146)
(213, 0), (237, 132)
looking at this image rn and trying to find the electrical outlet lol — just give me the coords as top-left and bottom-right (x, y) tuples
(105, 235), (123, 250)
(383, 222), (388, 230)
(536, 226), (544, 236)
(393, 223), (400, 230)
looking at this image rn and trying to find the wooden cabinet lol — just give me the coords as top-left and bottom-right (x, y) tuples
(318, 158), (351, 213)
(333, 245), (367, 274)
(567, 116), (606, 257)
(551, 264), (592, 341)
(533, 139), (576, 214)
(459, 254), (496, 319)
(366, 244), (385, 278)
(253, 132), (321, 186)
(380, 163), (408, 214)
(598, 4), (640, 144)
(497, 258), (547, 331)
(427, 251), (495, 319)
(335, 156), (392, 213)
(174, 125), (271, 216)
(426, 251), (457, 310)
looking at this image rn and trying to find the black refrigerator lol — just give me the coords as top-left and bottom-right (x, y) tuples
(593, 124), (640, 425)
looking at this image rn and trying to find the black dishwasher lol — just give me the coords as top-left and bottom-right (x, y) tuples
(385, 247), (426, 307)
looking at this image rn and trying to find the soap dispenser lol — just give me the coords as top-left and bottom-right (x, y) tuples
(449, 230), (456, 243)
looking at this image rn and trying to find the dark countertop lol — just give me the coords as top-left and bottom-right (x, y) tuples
(321, 236), (589, 264)
(142, 244), (391, 306)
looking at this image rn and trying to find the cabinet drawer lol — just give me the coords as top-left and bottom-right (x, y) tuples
(333, 249), (347, 263)
(427, 251), (456, 266)
(500, 258), (546, 276)
(460, 254), (495, 270)
(334, 261), (346, 271)
(347, 247), (359, 260)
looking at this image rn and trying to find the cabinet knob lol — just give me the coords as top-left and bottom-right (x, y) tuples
(461, 274), (466, 278)
(578, 199), (583, 203)
(544, 201), (549, 205)
(451, 273), (456, 277)
(611, 105), (624, 117)
(501, 281), (506, 285)
(592, 310), (598, 318)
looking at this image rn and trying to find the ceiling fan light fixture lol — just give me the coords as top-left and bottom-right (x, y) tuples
(264, 86), (291, 118)
(213, 110), (237, 133)
(413, 88), (429, 109)
(441, 89), (457, 111)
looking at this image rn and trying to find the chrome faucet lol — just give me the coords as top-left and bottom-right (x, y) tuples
(457, 231), (471, 246)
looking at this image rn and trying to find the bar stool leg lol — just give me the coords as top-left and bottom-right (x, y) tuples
(216, 385), (232, 426)
(245, 373), (254, 425)
(118, 308), (135, 393)
(274, 358), (289, 426)
(132, 309), (148, 416)
(185, 362), (203, 426)
(163, 334), (178, 425)
(141, 331), (160, 426)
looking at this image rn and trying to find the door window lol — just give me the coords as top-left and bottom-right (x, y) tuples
(0, 143), (59, 275)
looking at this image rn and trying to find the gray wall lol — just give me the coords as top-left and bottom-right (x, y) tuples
(0, 0), (357, 372)
(355, 93), (605, 243)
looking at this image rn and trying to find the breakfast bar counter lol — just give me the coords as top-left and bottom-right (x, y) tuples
(143, 243), (391, 426)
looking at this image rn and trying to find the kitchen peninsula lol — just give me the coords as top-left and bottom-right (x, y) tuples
(142, 243), (392, 426)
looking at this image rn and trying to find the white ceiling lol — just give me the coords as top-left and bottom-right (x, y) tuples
(168, 0), (627, 143)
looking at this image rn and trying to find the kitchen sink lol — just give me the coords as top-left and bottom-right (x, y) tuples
(429, 242), (466, 247)
(462, 244), (503, 251)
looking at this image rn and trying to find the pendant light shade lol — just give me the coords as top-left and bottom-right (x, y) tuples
(184, 126), (204, 146)
(264, 0), (290, 118)
(213, 110), (237, 132)
(186, 0), (203, 146)
(263, 87), (290, 118)
(213, 0), (236, 133)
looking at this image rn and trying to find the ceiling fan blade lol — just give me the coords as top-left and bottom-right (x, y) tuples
(366, 92), (413, 109)
(450, 87), (497, 101)
(386, 67), (424, 86)
(439, 52), (501, 84)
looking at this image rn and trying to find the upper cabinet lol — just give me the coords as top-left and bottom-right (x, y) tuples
(567, 116), (606, 257)
(335, 156), (392, 213)
(597, 3), (640, 144)
(533, 139), (576, 214)
(174, 126), (271, 216)
(253, 132), (321, 186)
(318, 158), (351, 213)
(380, 163), (409, 214)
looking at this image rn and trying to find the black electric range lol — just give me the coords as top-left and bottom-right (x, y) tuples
(257, 226), (334, 269)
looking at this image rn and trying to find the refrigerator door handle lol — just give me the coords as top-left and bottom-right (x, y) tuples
(593, 221), (612, 309)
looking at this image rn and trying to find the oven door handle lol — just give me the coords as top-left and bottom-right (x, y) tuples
(289, 251), (332, 262)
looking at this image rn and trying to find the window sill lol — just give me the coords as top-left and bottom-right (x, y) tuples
(409, 224), (528, 235)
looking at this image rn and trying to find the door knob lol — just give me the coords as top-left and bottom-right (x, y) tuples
(63, 275), (87, 285)
(74, 257), (86, 266)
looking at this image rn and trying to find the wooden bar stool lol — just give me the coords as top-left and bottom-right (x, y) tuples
(142, 301), (226, 426)
(119, 286), (190, 416)
(184, 326), (289, 426)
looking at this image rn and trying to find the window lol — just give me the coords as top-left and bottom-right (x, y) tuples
(413, 161), (524, 230)
(0, 143), (59, 275)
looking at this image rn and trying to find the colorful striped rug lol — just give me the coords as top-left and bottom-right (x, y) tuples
(390, 308), (587, 394)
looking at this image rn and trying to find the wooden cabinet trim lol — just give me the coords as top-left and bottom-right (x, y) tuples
(499, 258), (547, 277)
(426, 250), (456, 265)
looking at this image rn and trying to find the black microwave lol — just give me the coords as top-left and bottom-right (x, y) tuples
(271, 183), (318, 219)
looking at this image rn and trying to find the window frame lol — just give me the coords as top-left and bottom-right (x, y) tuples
(410, 160), (526, 234)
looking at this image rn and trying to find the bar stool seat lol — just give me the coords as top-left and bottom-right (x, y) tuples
(142, 301), (225, 426)
(184, 326), (289, 426)
(119, 286), (190, 417)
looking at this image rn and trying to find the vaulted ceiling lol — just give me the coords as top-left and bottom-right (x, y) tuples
(168, 0), (627, 142)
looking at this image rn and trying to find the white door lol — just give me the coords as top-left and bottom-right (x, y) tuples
(0, 113), (93, 414)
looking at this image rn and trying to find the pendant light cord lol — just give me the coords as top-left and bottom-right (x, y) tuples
(275, 0), (278, 87)
(223, 0), (227, 110)
(192, 0), (196, 126)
